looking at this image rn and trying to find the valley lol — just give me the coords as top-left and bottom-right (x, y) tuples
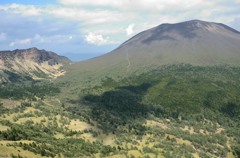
(1, 65), (240, 158)
(0, 20), (240, 158)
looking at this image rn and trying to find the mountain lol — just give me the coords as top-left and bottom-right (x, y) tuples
(116, 19), (240, 66)
(55, 20), (240, 157)
(0, 47), (71, 83)
(1, 20), (240, 158)
(61, 20), (240, 88)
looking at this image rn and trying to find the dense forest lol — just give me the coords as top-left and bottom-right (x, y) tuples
(0, 82), (60, 100)
(0, 65), (240, 157)
(67, 65), (240, 157)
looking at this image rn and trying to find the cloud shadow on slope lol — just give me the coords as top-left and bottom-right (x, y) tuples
(80, 83), (162, 133)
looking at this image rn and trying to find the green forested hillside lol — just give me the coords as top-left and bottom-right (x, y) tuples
(1, 19), (240, 157)
(64, 64), (240, 157)
(0, 65), (240, 158)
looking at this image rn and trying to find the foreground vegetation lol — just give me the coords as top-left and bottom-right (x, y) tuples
(0, 65), (240, 157)
(0, 97), (117, 157)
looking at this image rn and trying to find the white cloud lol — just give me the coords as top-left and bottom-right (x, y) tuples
(58, 0), (121, 7)
(0, 3), (42, 16)
(126, 24), (135, 36)
(33, 34), (45, 43)
(85, 32), (114, 45)
(57, 0), (214, 11)
(47, 7), (129, 24)
(32, 34), (76, 44)
(0, 4), (133, 25)
(9, 38), (32, 47)
(9, 34), (71, 47)
(82, 28), (124, 38)
(1, 0), (240, 48)
(0, 33), (7, 41)
(1, 1), (239, 26)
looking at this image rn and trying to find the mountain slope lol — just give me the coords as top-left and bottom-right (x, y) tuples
(61, 20), (240, 89)
(117, 19), (240, 66)
(1, 20), (240, 158)
(0, 47), (71, 83)
(55, 20), (240, 158)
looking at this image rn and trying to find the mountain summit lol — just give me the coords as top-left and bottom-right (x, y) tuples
(65, 20), (240, 83)
(115, 19), (240, 66)
(123, 20), (239, 45)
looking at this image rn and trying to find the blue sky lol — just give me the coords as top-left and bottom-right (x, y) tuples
(0, 0), (240, 61)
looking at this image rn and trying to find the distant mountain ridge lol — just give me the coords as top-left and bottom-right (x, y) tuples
(0, 47), (71, 83)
